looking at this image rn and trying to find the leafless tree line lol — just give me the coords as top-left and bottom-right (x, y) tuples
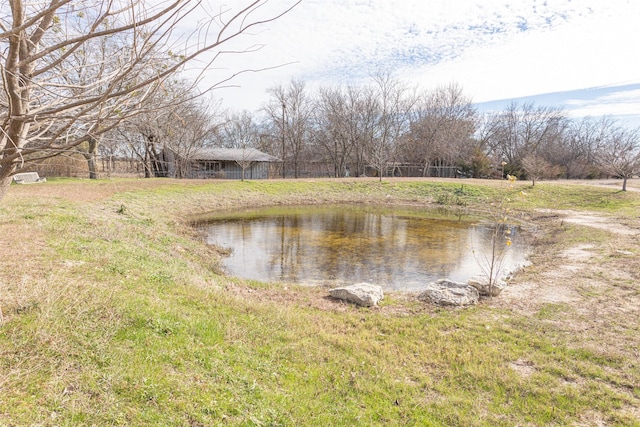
(258, 75), (478, 180)
(32, 72), (640, 191)
(254, 76), (640, 189)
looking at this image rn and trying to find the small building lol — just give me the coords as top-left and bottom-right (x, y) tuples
(166, 147), (281, 180)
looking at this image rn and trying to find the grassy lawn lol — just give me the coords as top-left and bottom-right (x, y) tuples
(0, 177), (639, 426)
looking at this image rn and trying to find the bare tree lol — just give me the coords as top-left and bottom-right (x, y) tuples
(560, 116), (617, 179)
(482, 102), (566, 177)
(312, 85), (379, 178)
(348, 85), (379, 177)
(365, 71), (415, 181)
(58, 15), (148, 179)
(220, 110), (260, 181)
(596, 126), (640, 191)
(475, 175), (519, 297)
(404, 83), (476, 177)
(521, 154), (557, 186)
(0, 0), (299, 201)
(313, 86), (352, 177)
(253, 121), (281, 158)
(265, 79), (313, 178)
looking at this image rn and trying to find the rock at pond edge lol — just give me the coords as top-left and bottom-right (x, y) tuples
(418, 279), (479, 306)
(329, 283), (384, 307)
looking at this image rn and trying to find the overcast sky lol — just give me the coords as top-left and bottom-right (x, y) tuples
(198, 0), (640, 125)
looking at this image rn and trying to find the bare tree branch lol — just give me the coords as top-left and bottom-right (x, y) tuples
(0, 0), (299, 200)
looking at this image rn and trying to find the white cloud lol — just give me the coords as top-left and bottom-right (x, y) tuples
(194, 0), (640, 119)
(564, 89), (640, 122)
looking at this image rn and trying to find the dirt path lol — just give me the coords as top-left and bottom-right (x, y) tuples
(500, 208), (638, 308)
(539, 208), (640, 236)
(495, 207), (640, 368)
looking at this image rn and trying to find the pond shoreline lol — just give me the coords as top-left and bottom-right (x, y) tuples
(198, 203), (532, 292)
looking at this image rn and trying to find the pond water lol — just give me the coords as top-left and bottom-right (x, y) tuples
(199, 205), (530, 291)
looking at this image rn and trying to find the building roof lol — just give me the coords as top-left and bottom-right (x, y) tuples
(189, 147), (281, 162)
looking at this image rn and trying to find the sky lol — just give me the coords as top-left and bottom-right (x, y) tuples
(196, 0), (640, 126)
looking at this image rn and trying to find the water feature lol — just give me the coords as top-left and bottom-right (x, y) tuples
(198, 205), (530, 291)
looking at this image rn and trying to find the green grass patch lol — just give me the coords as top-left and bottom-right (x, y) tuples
(513, 182), (640, 214)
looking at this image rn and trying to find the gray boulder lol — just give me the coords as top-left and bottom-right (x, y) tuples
(418, 279), (479, 306)
(329, 283), (384, 307)
(467, 276), (506, 297)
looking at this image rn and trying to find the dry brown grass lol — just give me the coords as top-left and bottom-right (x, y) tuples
(5, 177), (216, 203)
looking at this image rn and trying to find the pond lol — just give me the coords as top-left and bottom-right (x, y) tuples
(198, 205), (530, 291)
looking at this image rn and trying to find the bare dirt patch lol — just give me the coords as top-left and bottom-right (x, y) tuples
(6, 178), (216, 203)
(538, 208), (640, 236)
(509, 359), (536, 377)
(495, 207), (640, 370)
(499, 209), (638, 306)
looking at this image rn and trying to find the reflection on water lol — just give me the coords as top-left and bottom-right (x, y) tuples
(201, 205), (529, 291)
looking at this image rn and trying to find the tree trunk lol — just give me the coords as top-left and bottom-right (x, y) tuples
(334, 139), (339, 178)
(81, 153), (98, 179)
(143, 148), (152, 178)
(622, 177), (628, 192)
(87, 137), (98, 179)
(0, 176), (13, 203)
(88, 157), (97, 179)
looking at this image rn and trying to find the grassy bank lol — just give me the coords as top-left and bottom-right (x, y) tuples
(1, 178), (639, 426)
